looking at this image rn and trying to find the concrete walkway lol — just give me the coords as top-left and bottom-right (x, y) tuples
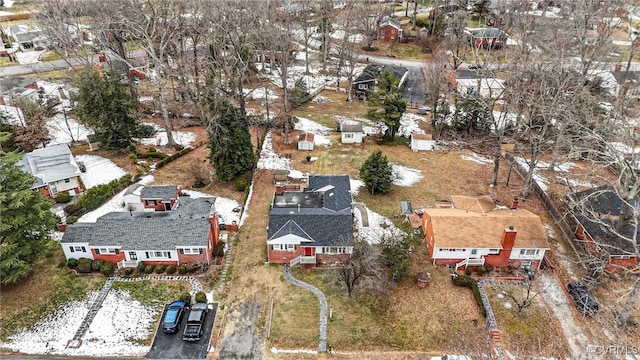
(66, 274), (203, 349)
(353, 203), (369, 227)
(283, 264), (327, 353)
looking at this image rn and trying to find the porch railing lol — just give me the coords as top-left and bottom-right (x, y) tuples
(117, 259), (139, 269)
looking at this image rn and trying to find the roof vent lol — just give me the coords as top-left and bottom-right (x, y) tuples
(508, 226), (514, 230)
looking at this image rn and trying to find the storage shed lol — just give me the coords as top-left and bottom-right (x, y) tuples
(297, 132), (315, 151)
(410, 133), (435, 151)
(340, 123), (363, 144)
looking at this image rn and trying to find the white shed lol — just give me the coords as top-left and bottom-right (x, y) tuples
(297, 132), (315, 151)
(340, 123), (363, 144)
(411, 133), (435, 151)
(123, 184), (145, 211)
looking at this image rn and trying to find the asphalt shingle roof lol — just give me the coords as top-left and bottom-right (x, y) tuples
(61, 197), (216, 250)
(140, 185), (179, 201)
(17, 144), (80, 188)
(354, 64), (408, 84)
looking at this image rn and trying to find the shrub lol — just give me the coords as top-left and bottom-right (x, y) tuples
(137, 262), (147, 272)
(77, 258), (93, 273)
(155, 147), (193, 169)
(213, 242), (225, 258)
(119, 267), (134, 277)
(138, 151), (167, 160)
(128, 152), (138, 164)
(67, 258), (78, 268)
(143, 265), (154, 274)
(66, 216), (79, 224)
(135, 124), (156, 137)
(128, 144), (137, 153)
(235, 178), (247, 192)
(195, 291), (207, 303)
(148, 146), (157, 153)
(177, 264), (188, 275)
(100, 262), (115, 276)
(465, 267), (472, 276)
(91, 259), (105, 272)
(154, 264), (166, 274)
(165, 265), (176, 274)
(64, 204), (83, 217)
(179, 292), (192, 304)
(57, 259), (67, 268)
(477, 266), (487, 276)
(187, 264), (200, 273)
(56, 192), (71, 203)
(76, 174), (132, 212)
(306, 155), (311, 162)
(452, 275), (486, 317)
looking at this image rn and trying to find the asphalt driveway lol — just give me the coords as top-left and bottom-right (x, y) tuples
(146, 303), (218, 359)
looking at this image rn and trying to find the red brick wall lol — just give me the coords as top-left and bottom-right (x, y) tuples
(92, 250), (125, 264)
(209, 214), (220, 250)
(606, 257), (638, 272)
(422, 213), (436, 258)
(176, 252), (209, 265)
(141, 260), (179, 266)
(378, 26), (398, 42)
(143, 200), (166, 211)
(268, 246), (304, 263)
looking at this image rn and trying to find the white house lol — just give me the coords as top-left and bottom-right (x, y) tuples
(17, 143), (83, 199)
(340, 123), (363, 144)
(410, 133), (436, 151)
(123, 184), (145, 211)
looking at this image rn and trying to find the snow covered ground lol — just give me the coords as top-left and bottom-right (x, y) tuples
(256, 131), (306, 179)
(294, 116), (332, 147)
(354, 202), (405, 245)
(47, 114), (92, 145)
(138, 123), (197, 147)
(244, 87), (279, 100)
(1, 290), (154, 357)
(334, 115), (381, 135)
(391, 163), (423, 187)
(76, 154), (127, 189)
(77, 175), (155, 223)
(398, 113), (428, 137)
(461, 153), (493, 165)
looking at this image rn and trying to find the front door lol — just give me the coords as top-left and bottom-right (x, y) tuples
(164, 202), (171, 211)
(304, 247), (313, 256)
(470, 249), (478, 258)
(129, 251), (137, 260)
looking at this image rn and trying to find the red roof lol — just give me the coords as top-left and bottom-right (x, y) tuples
(298, 132), (314, 142)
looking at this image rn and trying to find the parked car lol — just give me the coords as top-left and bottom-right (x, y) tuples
(468, 63), (483, 70)
(182, 302), (208, 341)
(567, 282), (599, 315)
(162, 300), (187, 334)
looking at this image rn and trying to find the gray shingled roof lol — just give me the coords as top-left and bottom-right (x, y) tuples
(61, 197), (216, 250)
(341, 123), (363, 133)
(268, 175), (353, 247)
(141, 185), (179, 201)
(17, 144), (80, 188)
(354, 64), (409, 85)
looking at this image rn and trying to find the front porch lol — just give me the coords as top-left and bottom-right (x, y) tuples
(290, 255), (317, 267)
(117, 259), (139, 269)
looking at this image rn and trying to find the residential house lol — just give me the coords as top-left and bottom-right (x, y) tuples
(140, 185), (181, 211)
(123, 184), (146, 211)
(448, 70), (505, 98)
(17, 144), (83, 199)
(61, 197), (223, 268)
(340, 123), (363, 144)
(378, 18), (402, 42)
(566, 186), (639, 271)
(297, 132), (315, 151)
(8, 24), (46, 50)
(267, 175), (354, 266)
(0, 104), (25, 125)
(601, 70), (640, 99)
(353, 64), (409, 99)
(277, 3), (312, 21)
(422, 195), (550, 270)
(464, 27), (509, 49)
(410, 133), (435, 151)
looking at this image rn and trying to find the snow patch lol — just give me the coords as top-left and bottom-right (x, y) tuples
(137, 122), (197, 147)
(78, 175), (155, 223)
(76, 155), (127, 189)
(350, 179), (364, 196)
(355, 204), (405, 244)
(460, 153), (493, 165)
(244, 87), (279, 100)
(391, 163), (423, 187)
(294, 116), (332, 147)
(183, 189), (242, 225)
(398, 113), (427, 137)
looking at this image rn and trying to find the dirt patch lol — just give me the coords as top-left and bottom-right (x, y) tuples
(218, 301), (264, 360)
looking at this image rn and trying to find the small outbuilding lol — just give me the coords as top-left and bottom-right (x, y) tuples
(340, 123), (363, 144)
(297, 132), (315, 151)
(410, 133), (435, 151)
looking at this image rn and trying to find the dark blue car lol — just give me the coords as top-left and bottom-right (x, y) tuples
(162, 300), (187, 334)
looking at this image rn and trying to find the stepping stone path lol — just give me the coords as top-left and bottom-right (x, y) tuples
(283, 264), (327, 353)
(66, 273), (203, 349)
(216, 240), (234, 293)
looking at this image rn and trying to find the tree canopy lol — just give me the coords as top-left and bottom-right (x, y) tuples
(74, 66), (140, 150)
(360, 150), (393, 195)
(208, 100), (255, 181)
(366, 71), (407, 139)
(0, 145), (56, 285)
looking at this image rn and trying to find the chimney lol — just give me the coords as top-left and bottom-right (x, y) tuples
(510, 198), (519, 210)
(275, 185), (284, 195)
(615, 63), (622, 72)
(0, 96), (4, 105)
(501, 226), (517, 249)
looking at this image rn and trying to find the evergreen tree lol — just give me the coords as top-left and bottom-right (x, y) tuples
(209, 101), (254, 181)
(288, 78), (309, 109)
(366, 71), (407, 139)
(0, 137), (56, 285)
(74, 66), (140, 150)
(359, 150), (393, 195)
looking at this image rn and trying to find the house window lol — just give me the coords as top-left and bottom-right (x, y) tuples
(286, 244), (296, 250)
(324, 247), (348, 254)
(146, 200), (156, 206)
(519, 249), (538, 256)
(129, 252), (137, 260)
(488, 249), (500, 254)
(471, 249), (477, 255)
(64, 178), (71, 183)
(145, 251), (171, 258)
(70, 246), (85, 252)
(179, 248), (203, 254)
(618, 255), (631, 259)
(272, 244), (283, 251)
(344, 133), (353, 138)
(358, 84), (367, 90)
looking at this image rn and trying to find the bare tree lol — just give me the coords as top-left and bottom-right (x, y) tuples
(334, 240), (387, 297)
(354, 0), (390, 51)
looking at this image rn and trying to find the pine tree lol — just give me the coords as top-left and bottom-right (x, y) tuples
(359, 150), (393, 195)
(366, 71), (407, 139)
(288, 78), (309, 109)
(209, 101), (255, 181)
(74, 66), (140, 150)
(0, 140), (56, 285)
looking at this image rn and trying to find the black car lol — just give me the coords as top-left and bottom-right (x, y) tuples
(567, 282), (599, 315)
(468, 63), (483, 70)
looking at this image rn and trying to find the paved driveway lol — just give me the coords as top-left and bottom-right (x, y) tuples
(146, 303), (218, 359)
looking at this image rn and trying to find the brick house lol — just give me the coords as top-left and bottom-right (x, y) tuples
(464, 27), (509, 49)
(60, 197), (223, 268)
(267, 175), (354, 266)
(566, 186), (640, 272)
(17, 143), (84, 199)
(377, 18), (402, 42)
(421, 195), (550, 270)
(140, 185), (181, 211)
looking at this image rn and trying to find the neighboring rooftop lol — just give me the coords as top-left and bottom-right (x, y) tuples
(17, 144), (80, 188)
(354, 64), (409, 84)
(140, 185), (179, 201)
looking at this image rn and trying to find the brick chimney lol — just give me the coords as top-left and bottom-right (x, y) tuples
(501, 226), (517, 249)
(510, 198), (519, 210)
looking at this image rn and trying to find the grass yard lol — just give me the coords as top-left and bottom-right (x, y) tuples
(484, 285), (568, 357)
(0, 241), (106, 341)
(38, 51), (63, 62)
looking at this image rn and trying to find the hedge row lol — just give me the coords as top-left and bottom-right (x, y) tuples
(67, 258), (115, 276)
(155, 147), (193, 169)
(452, 274), (487, 317)
(76, 174), (134, 212)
